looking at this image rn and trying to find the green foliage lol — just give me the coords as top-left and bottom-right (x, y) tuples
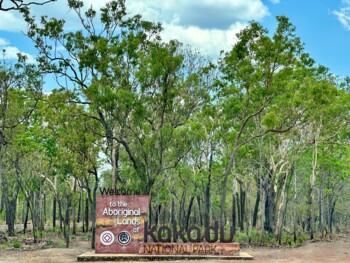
(55, 240), (66, 248)
(47, 237), (53, 246)
(12, 240), (21, 249)
(234, 231), (249, 244)
(0, 0), (348, 250)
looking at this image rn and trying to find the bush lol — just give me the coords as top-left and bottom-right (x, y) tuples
(234, 230), (249, 244)
(12, 240), (21, 249)
(47, 237), (53, 246)
(55, 240), (66, 248)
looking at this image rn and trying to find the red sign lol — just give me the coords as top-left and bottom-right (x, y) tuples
(95, 195), (149, 253)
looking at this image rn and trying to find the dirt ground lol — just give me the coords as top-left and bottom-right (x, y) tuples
(0, 236), (350, 263)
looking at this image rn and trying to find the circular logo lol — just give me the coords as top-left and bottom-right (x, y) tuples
(100, 231), (115, 246)
(117, 231), (131, 245)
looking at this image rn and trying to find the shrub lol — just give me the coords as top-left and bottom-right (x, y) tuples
(234, 230), (249, 244)
(13, 240), (21, 249)
(55, 240), (66, 248)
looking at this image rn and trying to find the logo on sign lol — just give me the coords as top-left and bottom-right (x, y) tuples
(118, 231), (131, 245)
(100, 231), (115, 246)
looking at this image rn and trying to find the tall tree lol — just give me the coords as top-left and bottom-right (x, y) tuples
(216, 16), (319, 225)
(0, 56), (42, 236)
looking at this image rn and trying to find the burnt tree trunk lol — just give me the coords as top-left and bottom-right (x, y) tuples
(52, 195), (56, 228)
(154, 204), (162, 226)
(232, 193), (236, 230)
(77, 191), (82, 223)
(85, 196), (89, 232)
(170, 197), (175, 225)
(196, 195), (203, 226)
(4, 180), (19, 237)
(23, 201), (30, 234)
(185, 196), (195, 231)
(252, 188), (260, 227)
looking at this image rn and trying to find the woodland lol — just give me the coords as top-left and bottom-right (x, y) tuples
(0, 0), (349, 250)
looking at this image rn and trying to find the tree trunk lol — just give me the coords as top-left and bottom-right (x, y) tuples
(275, 172), (289, 242)
(232, 193), (236, 230)
(43, 193), (46, 227)
(309, 125), (320, 240)
(89, 166), (99, 249)
(179, 189), (186, 227)
(72, 180), (77, 235)
(31, 191), (41, 243)
(111, 136), (116, 187)
(252, 188), (260, 227)
(318, 181), (325, 236)
(85, 196), (89, 232)
(260, 185), (266, 244)
(53, 195), (56, 228)
(111, 134), (120, 187)
(239, 182), (245, 232)
(23, 201), (30, 234)
(58, 198), (63, 231)
(5, 196), (17, 236)
(39, 190), (45, 231)
(185, 196), (195, 231)
(82, 192), (85, 232)
(196, 195), (203, 227)
(170, 197), (175, 225)
(204, 143), (213, 227)
(265, 169), (276, 234)
(72, 201), (76, 235)
(236, 192), (241, 231)
(4, 179), (19, 237)
(63, 196), (71, 248)
(77, 191), (81, 223)
(154, 204), (162, 226)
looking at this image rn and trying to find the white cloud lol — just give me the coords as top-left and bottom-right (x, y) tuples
(0, 0), (270, 59)
(333, 1), (350, 30)
(124, 0), (268, 56)
(333, 8), (350, 30)
(126, 0), (268, 29)
(0, 12), (26, 31)
(0, 38), (36, 63)
(161, 22), (246, 57)
(270, 0), (280, 4)
(0, 38), (9, 46)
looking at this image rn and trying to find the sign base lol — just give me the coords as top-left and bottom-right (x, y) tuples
(77, 252), (253, 261)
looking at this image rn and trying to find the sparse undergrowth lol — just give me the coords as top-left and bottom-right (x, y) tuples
(0, 228), (90, 251)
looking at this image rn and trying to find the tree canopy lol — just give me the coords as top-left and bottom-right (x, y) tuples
(0, 0), (349, 248)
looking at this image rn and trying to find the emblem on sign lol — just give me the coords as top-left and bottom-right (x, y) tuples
(100, 230), (115, 246)
(117, 231), (131, 245)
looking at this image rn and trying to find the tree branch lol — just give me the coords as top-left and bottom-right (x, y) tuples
(0, 0), (56, 11)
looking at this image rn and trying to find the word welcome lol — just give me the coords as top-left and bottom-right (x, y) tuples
(99, 187), (141, 196)
(144, 221), (234, 243)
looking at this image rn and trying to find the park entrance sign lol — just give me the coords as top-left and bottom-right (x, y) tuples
(95, 195), (149, 253)
(82, 191), (253, 261)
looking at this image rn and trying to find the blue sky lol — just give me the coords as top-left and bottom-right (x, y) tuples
(0, 0), (350, 88)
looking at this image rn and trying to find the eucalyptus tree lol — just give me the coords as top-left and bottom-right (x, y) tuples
(216, 16), (332, 226)
(23, 0), (210, 198)
(298, 79), (350, 239)
(38, 89), (102, 248)
(0, 57), (42, 236)
(22, 0), (161, 188)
